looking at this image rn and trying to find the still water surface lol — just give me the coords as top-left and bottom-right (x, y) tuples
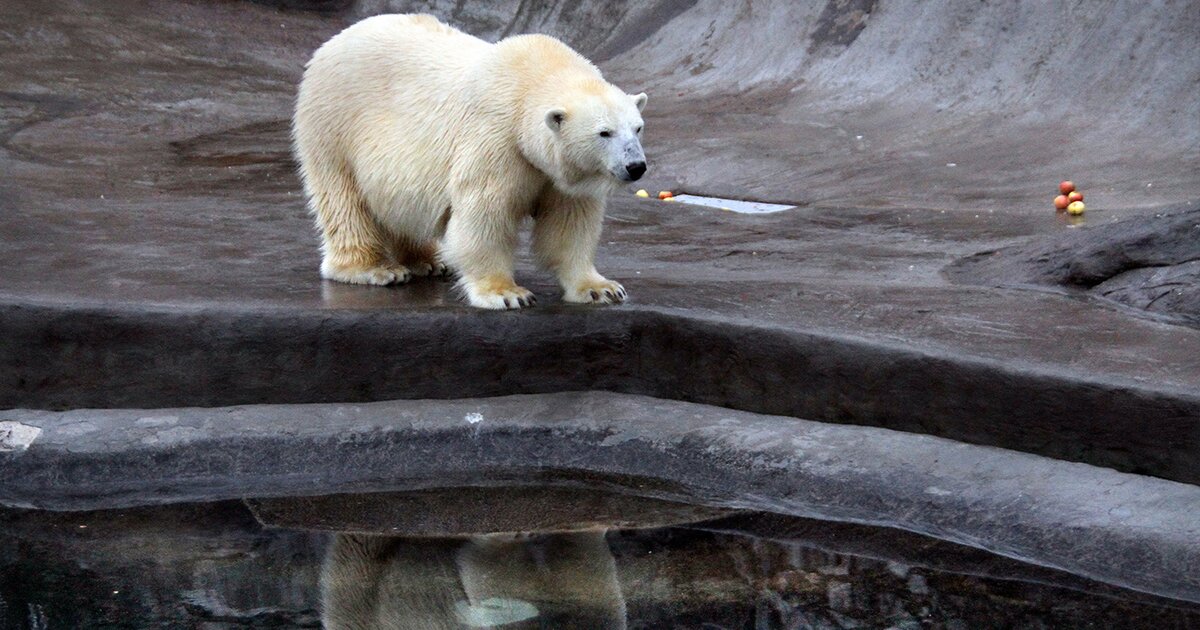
(1, 500), (1196, 629)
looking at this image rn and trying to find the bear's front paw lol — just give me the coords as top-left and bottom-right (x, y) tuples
(564, 279), (626, 305)
(464, 277), (537, 310)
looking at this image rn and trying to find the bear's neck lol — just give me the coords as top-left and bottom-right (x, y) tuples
(555, 170), (616, 199)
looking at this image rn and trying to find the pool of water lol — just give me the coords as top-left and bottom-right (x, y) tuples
(1, 499), (1197, 629)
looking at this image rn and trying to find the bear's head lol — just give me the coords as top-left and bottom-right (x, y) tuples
(533, 80), (647, 196)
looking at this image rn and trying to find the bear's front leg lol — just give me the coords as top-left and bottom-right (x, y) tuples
(532, 189), (626, 305)
(443, 182), (536, 310)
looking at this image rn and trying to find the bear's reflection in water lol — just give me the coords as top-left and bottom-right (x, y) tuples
(322, 531), (627, 630)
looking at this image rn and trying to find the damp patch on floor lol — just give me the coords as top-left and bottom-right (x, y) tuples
(670, 194), (796, 214)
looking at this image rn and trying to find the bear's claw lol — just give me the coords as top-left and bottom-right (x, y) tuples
(566, 279), (626, 305)
(408, 260), (452, 279)
(466, 281), (537, 310)
(506, 294), (536, 309)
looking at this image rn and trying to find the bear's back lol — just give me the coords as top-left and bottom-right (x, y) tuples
(490, 33), (602, 87)
(296, 13), (492, 158)
(295, 13), (500, 234)
(308, 14), (490, 82)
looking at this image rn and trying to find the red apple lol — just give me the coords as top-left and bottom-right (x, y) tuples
(1054, 195), (1070, 210)
(1059, 180), (1075, 194)
(658, 191), (674, 200)
(1067, 191), (1083, 203)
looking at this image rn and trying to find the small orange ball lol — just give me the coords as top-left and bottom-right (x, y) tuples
(658, 191), (674, 200)
(1059, 180), (1075, 195)
(1053, 195), (1070, 210)
(1067, 191), (1083, 203)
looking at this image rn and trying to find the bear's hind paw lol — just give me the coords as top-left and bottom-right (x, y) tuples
(408, 260), (452, 279)
(322, 264), (412, 286)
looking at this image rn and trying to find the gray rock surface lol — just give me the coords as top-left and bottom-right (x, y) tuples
(4, 293), (1198, 484)
(1095, 260), (1200, 322)
(248, 488), (738, 536)
(2, 0), (1197, 450)
(947, 204), (1200, 325)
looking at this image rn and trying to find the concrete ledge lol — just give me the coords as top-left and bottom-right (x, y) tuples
(3, 300), (1197, 484)
(247, 487), (738, 536)
(2, 391), (1197, 603)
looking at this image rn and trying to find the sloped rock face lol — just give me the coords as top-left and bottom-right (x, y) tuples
(248, 0), (353, 13)
(946, 203), (1200, 326)
(161, 0), (1200, 209)
(1094, 260), (1200, 322)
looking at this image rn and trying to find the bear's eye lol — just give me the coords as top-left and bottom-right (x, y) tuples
(635, 126), (643, 134)
(598, 130), (612, 138)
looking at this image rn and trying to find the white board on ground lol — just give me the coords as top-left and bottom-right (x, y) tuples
(671, 194), (795, 214)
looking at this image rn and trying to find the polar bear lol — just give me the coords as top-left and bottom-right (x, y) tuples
(293, 14), (648, 309)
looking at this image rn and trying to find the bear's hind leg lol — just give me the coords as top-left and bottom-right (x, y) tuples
(308, 165), (410, 286)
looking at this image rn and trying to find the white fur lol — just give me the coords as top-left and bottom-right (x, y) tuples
(293, 14), (647, 309)
(320, 533), (627, 629)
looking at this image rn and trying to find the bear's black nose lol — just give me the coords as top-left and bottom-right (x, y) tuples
(626, 161), (647, 181)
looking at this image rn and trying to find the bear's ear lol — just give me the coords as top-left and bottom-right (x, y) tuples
(544, 108), (567, 133)
(632, 92), (648, 111)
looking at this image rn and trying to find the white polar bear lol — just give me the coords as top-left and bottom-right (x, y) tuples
(293, 14), (648, 309)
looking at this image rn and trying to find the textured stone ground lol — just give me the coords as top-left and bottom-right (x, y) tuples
(947, 202), (1200, 327)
